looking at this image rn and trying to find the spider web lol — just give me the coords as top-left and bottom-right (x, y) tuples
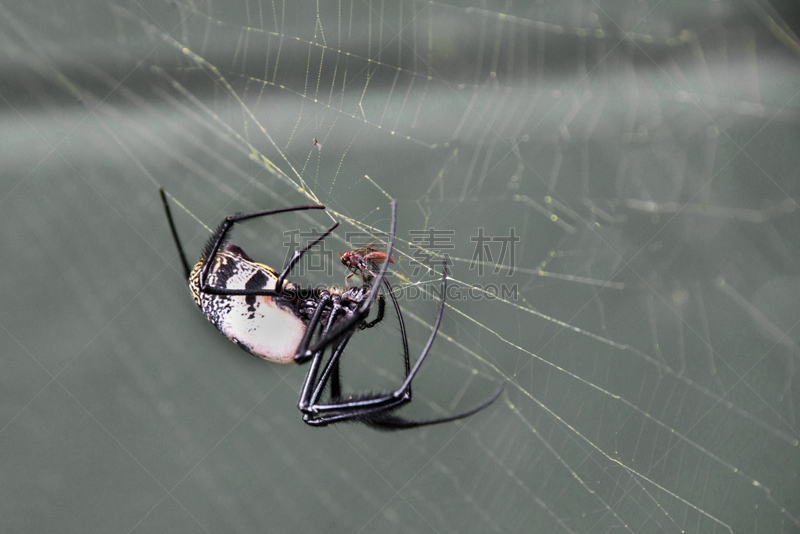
(1, 1), (799, 533)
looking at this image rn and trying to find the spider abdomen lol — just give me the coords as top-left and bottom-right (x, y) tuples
(190, 244), (306, 364)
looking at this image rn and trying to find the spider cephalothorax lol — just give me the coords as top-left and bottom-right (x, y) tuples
(161, 189), (502, 429)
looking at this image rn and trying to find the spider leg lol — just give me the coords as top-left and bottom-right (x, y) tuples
(199, 203), (330, 291)
(302, 278), (413, 427)
(368, 262), (505, 429)
(301, 257), (449, 419)
(393, 256), (448, 394)
(306, 279), (398, 420)
(159, 188), (192, 280)
(305, 332), (351, 411)
(330, 356), (342, 400)
(275, 223), (339, 292)
(302, 397), (410, 427)
(300, 258), (504, 429)
(297, 297), (354, 415)
(294, 293), (332, 366)
(303, 376), (504, 429)
(302, 200), (397, 359)
(359, 383), (505, 429)
(295, 293), (334, 412)
(161, 188), (329, 297)
(297, 202), (412, 426)
(198, 206), (337, 300)
(303, 339), (411, 428)
(291, 202), (500, 428)
(159, 189), (331, 299)
(382, 278), (411, 378)
(360, 295), (385, 329)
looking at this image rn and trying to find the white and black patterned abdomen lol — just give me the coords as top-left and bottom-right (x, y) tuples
(189, 244), (306, 364)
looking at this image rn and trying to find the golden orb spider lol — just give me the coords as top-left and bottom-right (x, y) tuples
(160, 190), (502, 429)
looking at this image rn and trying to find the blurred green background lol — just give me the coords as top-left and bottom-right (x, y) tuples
(1, 1), (799, 532)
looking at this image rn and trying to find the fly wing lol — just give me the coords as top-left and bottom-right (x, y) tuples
(352, 242), (379, 256)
